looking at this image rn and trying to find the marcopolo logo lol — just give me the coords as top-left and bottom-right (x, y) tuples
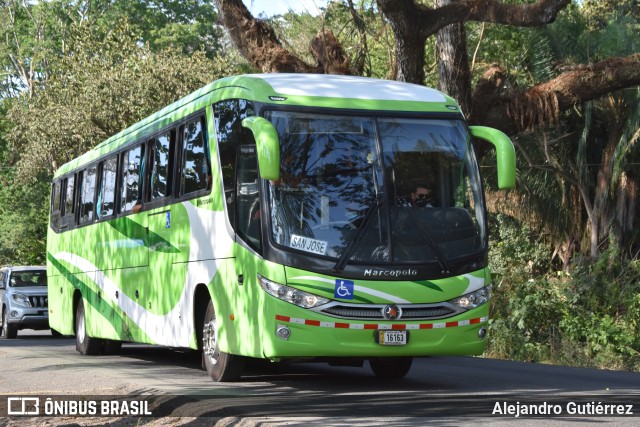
(363, 268), (418, 278)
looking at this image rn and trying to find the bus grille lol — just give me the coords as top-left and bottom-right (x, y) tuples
(28, 295), (48, 308)
(319, 304), (456, 320)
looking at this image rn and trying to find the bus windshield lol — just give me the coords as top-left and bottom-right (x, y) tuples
(266, 110), (486, 266)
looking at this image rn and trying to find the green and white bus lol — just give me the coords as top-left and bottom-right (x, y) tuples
(47, 73), (515, 381)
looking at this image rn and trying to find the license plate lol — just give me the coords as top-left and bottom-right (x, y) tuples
(377, 330), (407, 346)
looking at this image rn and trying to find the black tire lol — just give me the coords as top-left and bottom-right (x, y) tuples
(369, 357), (413, 378)
(202, 300), (244, 382)
(75, 300), (103, 355)
(1, 308), (18, 339)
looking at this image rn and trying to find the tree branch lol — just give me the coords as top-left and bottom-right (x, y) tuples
(214, 0), (350, 74)
(463, 0), (571, 27)
(378, 0), (570, 84)
(379, 0), (570, 40)
(214, 0), (313, 73)
(471, 53), (640, 135)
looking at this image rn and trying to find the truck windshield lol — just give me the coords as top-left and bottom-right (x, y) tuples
(266, 110), (486, 266)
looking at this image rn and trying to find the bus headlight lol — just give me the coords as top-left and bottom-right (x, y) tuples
(449, 286), (491, 310)
(258, 275), (330, 309)
(12, 293), (32, 308)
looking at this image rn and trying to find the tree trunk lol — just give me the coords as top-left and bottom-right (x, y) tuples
(435, 0), (472, 115)
(589, 120), (620, 257)
(616, 173), (637, 253)
(377, 0), (429, 84)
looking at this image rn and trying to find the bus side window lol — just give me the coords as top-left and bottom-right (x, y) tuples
(50, 180), (62, 230)
(78, 166), (97, 224)
(149, 131), (174, 201)
(181, 117), (210, 195)
(61, 175), (76, 229)
(63, 175), (75, 217)
(120, 145), (144, 213)
(213, 99), (255, 232)
(236, 145), (261, 251)
(97, 155), (118, 219)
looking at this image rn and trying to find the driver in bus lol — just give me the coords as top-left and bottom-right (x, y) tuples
(400, 183), (435, 208)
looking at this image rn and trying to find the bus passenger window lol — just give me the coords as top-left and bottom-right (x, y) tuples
(51, 181), (61, 213)
(79, 166), (97, 224)
(97, 156), (117, 218)
(63, 175), (75, 217)
(50, 180), (62, 230)
(181, 118), (210, 195)
(120, 145), (144, 213)
(150, 132), (174, 200)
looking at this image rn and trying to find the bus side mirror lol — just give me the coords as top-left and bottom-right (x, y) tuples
(242, 117), (281, 181)
(469, 126), (516, 189)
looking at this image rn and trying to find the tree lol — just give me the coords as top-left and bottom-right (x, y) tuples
(1, 18), (240, 264)
(483, 4), (639, 259)
(7, 21), (237, 178)
(0, 101), (49, 265)
(0, 0), (228, 100)
(214, 0), (350, 74)
(213, 0), (639, 257)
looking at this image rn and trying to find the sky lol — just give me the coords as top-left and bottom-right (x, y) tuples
(242, 0), (329, 17)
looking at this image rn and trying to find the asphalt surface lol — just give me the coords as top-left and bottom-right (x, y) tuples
(1, 329), (639, 426)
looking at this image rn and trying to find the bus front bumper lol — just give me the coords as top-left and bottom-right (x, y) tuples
(261, 304), (489, 359)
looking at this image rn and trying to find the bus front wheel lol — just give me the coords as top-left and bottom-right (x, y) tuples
(369, 357), (413, 379)
(202, 300), (244, 382)
(75, 300), (103, 355)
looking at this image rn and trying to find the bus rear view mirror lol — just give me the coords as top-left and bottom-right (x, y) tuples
(469, 126), (516, 189)
(242, 117), (281, 181)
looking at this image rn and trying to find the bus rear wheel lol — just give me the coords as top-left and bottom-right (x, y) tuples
(202, 300), (244, 382)
(369, 357), (413, 379)
(75, 300), (103, 355)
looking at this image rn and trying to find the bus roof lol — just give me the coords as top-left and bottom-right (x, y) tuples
(250, 73), (447, 102)
(54, 74), (460, 177)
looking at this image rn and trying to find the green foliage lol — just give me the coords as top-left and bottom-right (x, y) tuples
(488, 214), (552, 276)
(0, 0), (228, 99)
(0, 174), (49, 266)
(487, 217), (640, 371)
(268, 1), (400, 80)
(1, 6), (242, 266)
(0, 100), (49, 265)
(92, 0), (224, 58)
(7, 20), (238, 181)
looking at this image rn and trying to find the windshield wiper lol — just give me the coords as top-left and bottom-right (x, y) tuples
(333, 197), (382, 273)
(405, 207), (452, 274)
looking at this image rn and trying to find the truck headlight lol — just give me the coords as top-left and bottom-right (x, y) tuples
(449, 286), (491, 309)
(258, 275), (329, 309)
(12, 293), (31, 307)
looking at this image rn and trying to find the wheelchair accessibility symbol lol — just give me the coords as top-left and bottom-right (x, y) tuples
(334, 279), (355, 300)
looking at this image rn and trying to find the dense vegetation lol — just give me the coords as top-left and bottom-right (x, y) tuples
(0, 0), (638, 370)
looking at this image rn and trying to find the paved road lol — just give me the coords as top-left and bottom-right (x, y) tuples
(1, 330), (639, 426)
